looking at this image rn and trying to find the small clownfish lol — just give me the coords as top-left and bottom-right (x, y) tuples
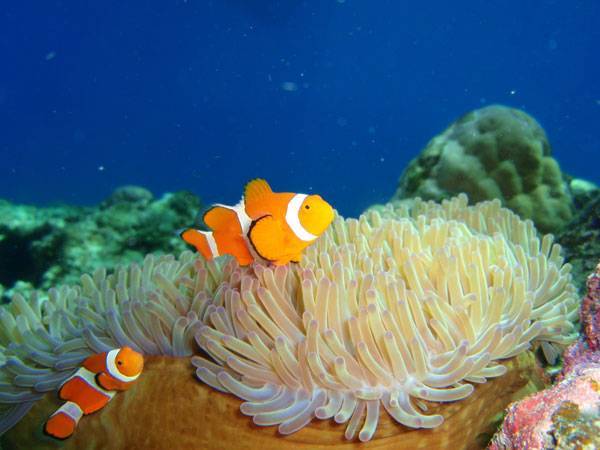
(44, 347), (143, 440)
(181, 179), (335, 266)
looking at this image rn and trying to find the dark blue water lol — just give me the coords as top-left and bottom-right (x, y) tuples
(1, 1), (599, 217)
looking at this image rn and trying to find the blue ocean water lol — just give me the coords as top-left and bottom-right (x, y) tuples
(1, 1), (598, 218)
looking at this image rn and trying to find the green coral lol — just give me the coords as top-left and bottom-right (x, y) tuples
(0, 186), (201, 302)
(392, 105), (574, 234)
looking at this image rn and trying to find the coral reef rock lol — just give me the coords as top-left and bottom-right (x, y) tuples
(392, 105), (574, 234)
(0, 187), (201, 302)
(489, 262), (600, 450)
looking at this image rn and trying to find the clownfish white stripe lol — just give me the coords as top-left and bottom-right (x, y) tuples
(200, 231), (219, 258)
(285, 194), (318, 242)
(64, 367), (116, 399)
(53, 401), (83, 423)
(232, 200), (261, 260)
(106, 349), (141, 383)
(234, 200), (252, 234)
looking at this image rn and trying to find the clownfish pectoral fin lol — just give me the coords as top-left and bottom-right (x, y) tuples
(95, 372), (124, 391)
(248, 215), (284, 262)
(180, 229), (219, 261)
(244, 179), (272, 217)
(203, 205), (243, 235)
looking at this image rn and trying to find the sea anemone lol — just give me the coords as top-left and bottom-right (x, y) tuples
(0, 195), (578, 444)
(193, 194), (579, 441)
(0, 251), (219, 434)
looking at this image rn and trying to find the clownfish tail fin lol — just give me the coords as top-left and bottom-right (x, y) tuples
(244, 179), (272, 208)
(44, 402), (82, 440)
(180, 229), (219, 261)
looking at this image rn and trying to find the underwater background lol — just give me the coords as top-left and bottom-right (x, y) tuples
(2, 2), (600, 449)
(1, 0), (599, 217)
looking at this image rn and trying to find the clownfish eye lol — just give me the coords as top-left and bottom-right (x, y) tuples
(117, 361), (123, 366)
(305, 205), (310, 210)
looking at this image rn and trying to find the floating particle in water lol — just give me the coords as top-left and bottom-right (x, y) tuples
(548, 39), (557, 50)
(336, 117), (347, 127)
(281, 81), (298, 92)
(337, 0), (346, 3)
(97, 165), (105, 172)
(45, 51), (56, 61)
(510, 90), (517, 95)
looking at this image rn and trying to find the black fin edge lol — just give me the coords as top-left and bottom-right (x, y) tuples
(95, 372), (108, 390)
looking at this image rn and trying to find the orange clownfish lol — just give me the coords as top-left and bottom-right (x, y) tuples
(44, 347), (143, 440)
(181, 179), (334, 266)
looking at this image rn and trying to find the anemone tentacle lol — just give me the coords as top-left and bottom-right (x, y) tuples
(193, 195), (578, 441)
(0, 195), (579, 441)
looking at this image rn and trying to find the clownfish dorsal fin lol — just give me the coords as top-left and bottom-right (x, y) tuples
(244, 179), (272, 207)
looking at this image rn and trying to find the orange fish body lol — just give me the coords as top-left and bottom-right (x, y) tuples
(181, 179), (334, 266)
(44, 347), (143, 440)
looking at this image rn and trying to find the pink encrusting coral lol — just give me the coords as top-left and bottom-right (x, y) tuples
(579, 264), (600, 351)
(489, 262), (600, 450)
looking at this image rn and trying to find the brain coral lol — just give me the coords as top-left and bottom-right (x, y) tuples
(0, 195), (579, 446)
(392, 105), (574, 234)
